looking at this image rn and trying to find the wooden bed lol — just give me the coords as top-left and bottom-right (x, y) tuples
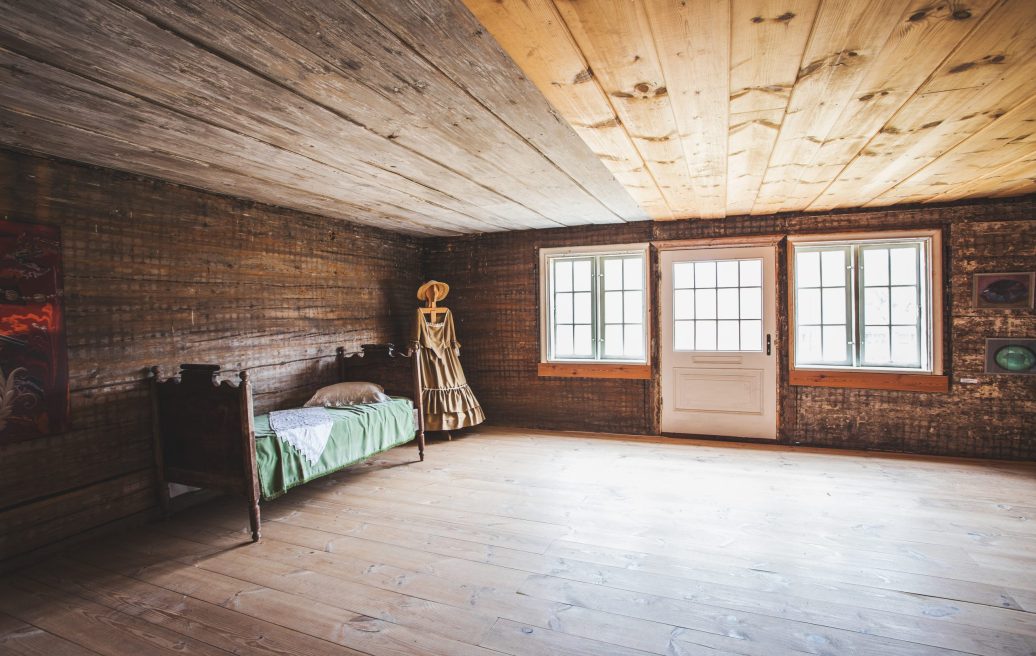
(149, 343), (425, 542)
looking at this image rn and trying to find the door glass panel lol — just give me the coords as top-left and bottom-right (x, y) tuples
(674, 258), (763, 351)
(717, 320), (740, 350)
(695, 320), (717, 350)
(674, 289), (694, 320)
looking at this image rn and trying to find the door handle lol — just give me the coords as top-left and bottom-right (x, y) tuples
(766, 334), (772, 356)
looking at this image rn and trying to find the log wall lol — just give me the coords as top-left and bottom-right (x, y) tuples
(0, 149), (422, 561)
(424, 196), (1036, 460)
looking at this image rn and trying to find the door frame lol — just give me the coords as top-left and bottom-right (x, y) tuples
(653, 235), (784, 441)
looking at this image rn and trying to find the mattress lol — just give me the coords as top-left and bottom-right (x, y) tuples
(253, 397), (415, 500)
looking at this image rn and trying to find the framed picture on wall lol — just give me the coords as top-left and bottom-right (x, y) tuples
(0, 219), (69, 442)
(984, 338), (1036, 375)
(972, 272), (1034, 309)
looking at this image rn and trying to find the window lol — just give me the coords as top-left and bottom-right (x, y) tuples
(540, 244), (648, 363)
(791, 233), (941, 373)
(673, 258), (762, 351)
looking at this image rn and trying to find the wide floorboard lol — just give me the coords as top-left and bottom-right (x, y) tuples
(2, 427), (1035, 656)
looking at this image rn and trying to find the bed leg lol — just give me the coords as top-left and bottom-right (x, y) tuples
(418, 429), (425, 461)
(248, 499), (261, 542)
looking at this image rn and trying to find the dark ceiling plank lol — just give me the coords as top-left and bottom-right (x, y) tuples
(0, 49), (480, 236)
(117, 0), (617, 228)
(352, 0), (645, 224)
(0, 0), (565, 233)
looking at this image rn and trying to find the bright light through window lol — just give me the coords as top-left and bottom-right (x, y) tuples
(542, 246), (647, 362)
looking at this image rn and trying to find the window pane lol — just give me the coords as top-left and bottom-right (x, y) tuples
(797, 326), (822, 363)
(717, 288), (739, 320)
(821, 250), (845, 286)
(890, 248), (917, 285)
(864, 288), (889, 325)
(797, 251), (820, 288)
(822, 287), (847, 325)
(573, 292), (592, 324)
(573, 325), (593, 356)
(555, 325), (573, 356)
(573, 260), (593, 291)
(623, 257), (643, 290)
(554, 260), (572, 292)
(603, 324), (623, 357)
(797, 288), (821, 325)
(674, 321), (694, 350)
(624, 291), (643, 323)
(717, 320), (740, 350)
(604, 258), (623, 291)
(891, 326), (919, 365)
(740, 320), (761, 351)
(716, 261), (739, 287)
(674, 289), (694, 320)
(891, 286), (918, 325)
(624, 324), (644, 359)
(555, 292), (573, 324)
(863, 248), (889, 286)
(695, 288), (717, 319)
(740, 260), (761, 287)
(604, 291), (622, 324)
(674, 262), (694, 289)
(822, 325), (847, 362)
(695, 320), (717, 350)
(739, 287), (761, 320)
(863, 326), (890, 364)
(695, 261), (716, 288)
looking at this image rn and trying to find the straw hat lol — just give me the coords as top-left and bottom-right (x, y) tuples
(417, 280), (450, 304)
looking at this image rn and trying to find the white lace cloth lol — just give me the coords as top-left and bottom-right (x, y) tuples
(269, 407), (334, 465)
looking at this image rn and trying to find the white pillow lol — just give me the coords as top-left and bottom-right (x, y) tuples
(304, 382), (391, 407)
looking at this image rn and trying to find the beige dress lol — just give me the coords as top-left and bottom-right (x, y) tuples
(414, 308), (485, 431)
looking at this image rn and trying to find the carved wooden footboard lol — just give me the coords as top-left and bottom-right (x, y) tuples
(149, 344), (424, 542)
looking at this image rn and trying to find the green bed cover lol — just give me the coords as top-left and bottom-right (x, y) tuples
(254, 397), (415, 500)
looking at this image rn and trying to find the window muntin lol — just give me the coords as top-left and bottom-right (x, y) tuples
(673, 258), (762, 352)
(543, 247), (647, 362)
(793, 238), (932, 372)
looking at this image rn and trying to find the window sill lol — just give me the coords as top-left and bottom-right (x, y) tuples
(789, 369), (949, 392)
(538, 362), (652, 380)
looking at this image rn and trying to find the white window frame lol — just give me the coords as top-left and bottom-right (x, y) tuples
(789, 230), (943, 375)
(539, 243), (650, 364)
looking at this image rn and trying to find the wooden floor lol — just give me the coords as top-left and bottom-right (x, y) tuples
(2, 427), (1036, 656)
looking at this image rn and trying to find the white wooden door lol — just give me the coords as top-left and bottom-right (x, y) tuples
(660, 246), (777, 439)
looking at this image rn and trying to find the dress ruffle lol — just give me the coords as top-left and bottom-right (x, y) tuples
(421, 384), (485, 430)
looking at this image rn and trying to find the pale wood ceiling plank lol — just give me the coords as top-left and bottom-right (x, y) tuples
(552, 0), (711, 218)
(461, 0), (672, 220)
(355, 0), (647, 225)
(727, 108), (784, 216)
(875, 94), (1036, 205)
(772, 0), (1001, 212)
(750, 0), (907, 215)
(642, 0), (730, 219)
(726, 0), (820, 216)
(809, 0), (1036, 211)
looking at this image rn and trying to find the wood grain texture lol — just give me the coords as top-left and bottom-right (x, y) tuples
(0, 149), (422, 562)
(0, 0), (642, 235)
(465, 0), (1036, 221)
(4, 428), (1036, 655)
(424, 194), (1036, 459)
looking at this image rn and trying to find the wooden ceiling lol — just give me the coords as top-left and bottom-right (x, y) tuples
(1, 1), (1034, 235)
(0, 0), (645, 236)
(467, 0), (1036, 220)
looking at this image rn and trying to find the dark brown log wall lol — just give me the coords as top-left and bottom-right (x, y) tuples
(0, 149), (422, 561)
(424, 196), (1036, 460)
